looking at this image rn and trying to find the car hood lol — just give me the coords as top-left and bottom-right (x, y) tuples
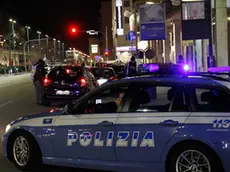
(10, 109), (64, 126)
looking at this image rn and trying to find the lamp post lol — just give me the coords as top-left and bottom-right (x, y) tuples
(62, 43), (65, 60)
(45, 35), (49, 59)
(23, 38), (49, 72)
(25, 26), (30, 65)
(9, 19), (16, 65)
(37, 31), (41, 55)
(53, 38), (56, 62)
(58, 40), (61, 60)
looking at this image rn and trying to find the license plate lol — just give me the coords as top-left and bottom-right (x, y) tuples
(56, 90), (70, 95)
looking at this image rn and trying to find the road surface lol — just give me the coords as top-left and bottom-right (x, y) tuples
(0, 74), (102, 172)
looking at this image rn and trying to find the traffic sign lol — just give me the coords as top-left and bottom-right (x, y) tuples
(127, 31), (136, 41)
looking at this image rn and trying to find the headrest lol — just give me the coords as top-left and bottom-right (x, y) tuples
(201, 91), (215, 102)
(139, 91), (150, 105)
(167, 89), (174, 101)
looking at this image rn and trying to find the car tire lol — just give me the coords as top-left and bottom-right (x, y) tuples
(167, 142), (223, 172)
(10, 131), (42, 171)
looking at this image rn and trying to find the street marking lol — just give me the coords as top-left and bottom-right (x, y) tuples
(0, 101), (13, 108)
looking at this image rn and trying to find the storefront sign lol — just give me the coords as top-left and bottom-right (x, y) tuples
(139, 4), (166, 40)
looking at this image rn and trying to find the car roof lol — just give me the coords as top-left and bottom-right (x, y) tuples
(107, 75), (226, 88)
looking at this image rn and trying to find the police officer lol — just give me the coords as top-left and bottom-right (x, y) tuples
(177, 54), (184, 64)
(34, 59), (47, 105)
(126, 56), (137, 76)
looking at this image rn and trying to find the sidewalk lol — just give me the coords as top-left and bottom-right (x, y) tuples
(0, 72), (29, 77)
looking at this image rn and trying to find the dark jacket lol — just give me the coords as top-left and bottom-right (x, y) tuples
(34, 64), (46, 82)
(127, 61), (137, 76)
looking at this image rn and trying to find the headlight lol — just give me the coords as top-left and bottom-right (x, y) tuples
(5, 124), (11, 133)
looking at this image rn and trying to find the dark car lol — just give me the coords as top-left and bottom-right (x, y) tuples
(42, 66), (98, 105)
(105, 64), (126, 78)
(90, 67), (117, 85)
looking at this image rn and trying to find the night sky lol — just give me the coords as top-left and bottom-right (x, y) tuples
(1, 0), (101, 53)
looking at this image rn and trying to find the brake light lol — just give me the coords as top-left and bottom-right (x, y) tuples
(43, 78), (52, 86)
(65, 69), (70, 74)
(80, 78), (87, 87)
(110, 76), (117, 80)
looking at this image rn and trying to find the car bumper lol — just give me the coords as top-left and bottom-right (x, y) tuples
(44, 87), (87, 100)
(2, 133), (9, 160)
(214, 142), (230, 172)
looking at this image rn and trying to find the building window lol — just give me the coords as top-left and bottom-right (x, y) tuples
(124, 0), (129, 8)
(124, 17), (129, 24)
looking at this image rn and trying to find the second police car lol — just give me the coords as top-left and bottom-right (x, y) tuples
(2, 63), (230, 172)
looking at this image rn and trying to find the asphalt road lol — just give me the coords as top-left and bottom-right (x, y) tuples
(0, 74), (103, 172)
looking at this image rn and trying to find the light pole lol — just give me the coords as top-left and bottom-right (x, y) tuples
(45, 35), (49, 59)
(23, 38), (49, 72)
(25, 26), (30, 64)
(58, 40), (61, 60)
(37, 31), (41, 55)
(53, 38), (56, 62)
(62, 43), (65, 60)
(9, 19), (16, 65)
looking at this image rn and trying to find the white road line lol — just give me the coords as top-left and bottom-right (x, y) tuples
(0, 101), (13, 108)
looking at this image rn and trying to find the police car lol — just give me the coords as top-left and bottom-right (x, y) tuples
(2, 64), (230, 172)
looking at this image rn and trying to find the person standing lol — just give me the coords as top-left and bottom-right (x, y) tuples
(126, 56), (137, 76)
(177, 55), (184, 64)
(34, 59), (47, 105)
(30, 62), (38, 84)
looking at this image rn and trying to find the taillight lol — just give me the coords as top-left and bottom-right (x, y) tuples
(65, 69), (70, 74)
(110, 76), (117, 80)
(43, 78), (52, 86)
(80, 78), (87, 87)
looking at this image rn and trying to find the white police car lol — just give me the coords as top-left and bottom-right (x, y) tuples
(2, 66), (230, 172)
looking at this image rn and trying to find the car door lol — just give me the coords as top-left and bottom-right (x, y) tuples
(115, 82), (191, 162)
(186, 85), (230, 142)
(53, 83), (131, 161)
(84, 68), (97, 89)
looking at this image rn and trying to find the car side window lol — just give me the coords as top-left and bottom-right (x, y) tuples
(128, 85), (188, 112)
(74, 86), (129, 114)
(188, 86), (230, 112)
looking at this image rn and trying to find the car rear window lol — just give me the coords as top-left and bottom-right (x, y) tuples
(93, 68), (115, 79)
(48, 66), (83, 79)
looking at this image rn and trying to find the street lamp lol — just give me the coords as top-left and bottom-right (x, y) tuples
(57, 40), (61, 60)
(53, 38), (56, 62)
(37, 31), (41, 55)
(9, 19), (16, 65)
(25, 26), (31, 64)
(45, 35), (49, 59)
(62, 43), (65, 59)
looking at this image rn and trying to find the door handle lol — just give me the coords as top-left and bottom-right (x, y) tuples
(160, 119), (179, 126)
(98, 121), (114, 126)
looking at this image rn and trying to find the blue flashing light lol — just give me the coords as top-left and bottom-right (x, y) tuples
(148, 64), (159, 72)
(138, 63), (191, 74)
(183, 64), (190, 72)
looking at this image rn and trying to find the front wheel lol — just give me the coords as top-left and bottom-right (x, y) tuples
(167, 143), (223, 172)
(10, 132), (42, 170)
